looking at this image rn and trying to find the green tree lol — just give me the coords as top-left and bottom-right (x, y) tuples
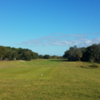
(82, 44), (100, 62)
(0, 46), (6, 60)
(39, 55), (43, 58)
(44, 55), (50, 59)
(63, 46), (82, 61)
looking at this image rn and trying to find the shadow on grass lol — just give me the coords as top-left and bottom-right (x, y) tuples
(50, 59), (84, 62)
(50, 59), (68, 62)
(96, 61), (100, 64)
(83, 61), (100, 64)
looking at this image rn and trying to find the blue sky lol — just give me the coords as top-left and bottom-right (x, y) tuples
(0, 0), (100, 56)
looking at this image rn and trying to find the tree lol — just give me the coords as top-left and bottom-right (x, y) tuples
(44, 55), (50, 59)
(0, 46), (6, 60)
(39, 55), (43, 58)
(0, 46), (39, 61)
(63, 46), (82, 61)
(81, 44), (100, 62)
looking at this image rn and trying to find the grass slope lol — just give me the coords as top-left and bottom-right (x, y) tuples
(0, 59), (100, 100)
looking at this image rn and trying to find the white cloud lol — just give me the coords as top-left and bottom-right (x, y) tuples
(85, 40), (92, 44)
(19, 33), (100, 47)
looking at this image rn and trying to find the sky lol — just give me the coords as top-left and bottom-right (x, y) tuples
(0, 0), (100, 56)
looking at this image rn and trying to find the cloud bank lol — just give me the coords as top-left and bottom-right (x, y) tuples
(19, 33), (100, 47)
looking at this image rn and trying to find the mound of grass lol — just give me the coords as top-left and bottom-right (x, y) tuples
(81, 64), (99, 69)
(80, 65), (87, 68)
(89, 64), (99, 68)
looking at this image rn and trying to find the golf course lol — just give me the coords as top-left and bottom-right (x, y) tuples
(0, 59), (100, 100)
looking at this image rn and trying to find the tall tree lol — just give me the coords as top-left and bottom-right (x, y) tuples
(82, 44), (100, 62)
(63, 46), (82, 61)
(0, 46), (6, 60)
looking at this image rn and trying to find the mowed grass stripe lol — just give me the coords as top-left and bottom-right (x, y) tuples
(0, 66), (56, 80)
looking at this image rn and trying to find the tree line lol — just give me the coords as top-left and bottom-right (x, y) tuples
(1, 43), (99, 62)
(0, 46), (61, 61)
(0, 46), (39, 61)
(63, 43), (100, 62)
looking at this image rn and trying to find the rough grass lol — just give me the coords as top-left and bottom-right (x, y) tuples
(0, 59), (100, 100)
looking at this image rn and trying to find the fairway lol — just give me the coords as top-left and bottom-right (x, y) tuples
(0, 59), (100, 100)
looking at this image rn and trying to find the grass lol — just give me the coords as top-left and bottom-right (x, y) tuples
(0, 59), (100, 100)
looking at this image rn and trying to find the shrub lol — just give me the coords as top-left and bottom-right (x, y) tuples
(80, 65), (87, 68)
(44, 55), (50, 59)
(89, 64), (99, 68)
(80, 64), (99, 69)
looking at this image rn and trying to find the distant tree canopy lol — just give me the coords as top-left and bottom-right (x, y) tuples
(39, 55), (44, 59)
(44, 55), (50, 59)
(63, 46), (82, 61)
(0, 46), (39, 61)
(81, 44), (100, 62)
(63, 43), (100, 62)
(1, 43), (100, 62)
(0, 46), (6, 60)
(0, 45), (62, 61)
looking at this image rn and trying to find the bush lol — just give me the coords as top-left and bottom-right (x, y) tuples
(89, 64), (99, 68)
(80, 65), (86, 68)
(44, 55), (50, 59)
(80, 64), (99, 69)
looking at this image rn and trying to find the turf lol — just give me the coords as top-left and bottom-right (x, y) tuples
(0, 59), (100, 100)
